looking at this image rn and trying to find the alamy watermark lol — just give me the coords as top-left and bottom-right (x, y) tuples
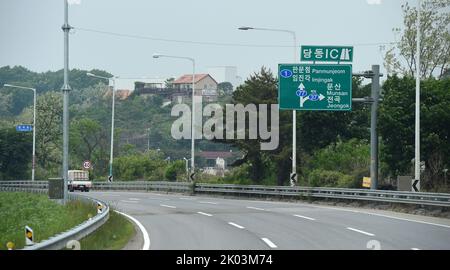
(171, 97), (279, 150)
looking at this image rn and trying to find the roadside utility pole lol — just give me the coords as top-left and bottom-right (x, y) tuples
(61, 0), (72, 203)
(353, 65), (382, 190)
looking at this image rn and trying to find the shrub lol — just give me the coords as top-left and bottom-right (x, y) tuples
(164, 160), (185, 181)
(308, 169), (353, 187)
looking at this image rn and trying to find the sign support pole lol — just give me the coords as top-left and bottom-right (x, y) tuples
(291, 32), (297, 187)
(370, 65), (380, 190)
(414, 0), (421, 192)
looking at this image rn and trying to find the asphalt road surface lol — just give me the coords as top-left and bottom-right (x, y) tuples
(80, 191), (450, 250)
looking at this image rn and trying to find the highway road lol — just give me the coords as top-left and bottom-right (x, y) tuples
(81, 191), (450, 250)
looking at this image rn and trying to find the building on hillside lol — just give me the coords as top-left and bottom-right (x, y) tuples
(133, 74), (219, 103)
(118, 78), (166, 90)
(198, 151), (234, 177)
(173, 74), (218, 102)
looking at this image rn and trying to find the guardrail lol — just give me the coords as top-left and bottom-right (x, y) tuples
(0, 181), (109, 250)
(92, 181), (192, 193)
(2, 180), (450, 208)
(93, 181), (450, 207)
(195, 184), (450, 207)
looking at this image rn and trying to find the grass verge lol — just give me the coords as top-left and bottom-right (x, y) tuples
(0, 192), (96, 250)
(78, 209), (135, 250)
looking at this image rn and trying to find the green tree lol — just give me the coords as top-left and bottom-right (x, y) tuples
(219, 67), (288, 184)
(0, 128), (32, 180)
(0, 65), (111, 117)
(70, 118), (105, 165)
(384, 0), (449, 79)
(164, 160), (186, 181)
(114, 150), (167, 181)
(305, 139), (370, 188)
(217, 82), (233, 94)
(379, 75), (450, 190)
(35, 92), (62, 175)
(165, 77), (175, 88)
(298, 78), (370, 155)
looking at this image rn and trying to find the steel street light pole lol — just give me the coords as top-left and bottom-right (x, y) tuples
(4, 84), (36, 181)
(153, 53), (196, 181)
(61, 0), (73, 203)
(238, 26), (298, 186)
(86, 72), (116, 182)
(414, 0), (421, 191)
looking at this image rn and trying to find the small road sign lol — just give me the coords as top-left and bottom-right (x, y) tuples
(25, 226), (34, 246)
(362, 177), (371, 188)
(16, 124), (33, 132)
(300, 45), (353, 62)
(278, 64), (352, 111)
(83, 160), (91, 169)
(108, 175), (113, 182)
(290, 172), (297, 187)
(412, 179), (420, 192)
(97, 202), (103, 214)
(189, 172), (196, 182)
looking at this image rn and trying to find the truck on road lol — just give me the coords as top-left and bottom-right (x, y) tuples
(68, 170), (91, 192)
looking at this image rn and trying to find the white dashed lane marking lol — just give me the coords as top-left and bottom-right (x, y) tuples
(199, 201), (218, 205)
(261, 238), (277, 248)
(197, 212), (213, 217)
(160, 204), (176, 209)
(228, 222), (245, 229)
(246, 206), (265, 211)
(293, 214), (316, 221)
(346, 227), (375, 237)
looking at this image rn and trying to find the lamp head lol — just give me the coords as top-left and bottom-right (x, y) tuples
(238, 26), (253, 30)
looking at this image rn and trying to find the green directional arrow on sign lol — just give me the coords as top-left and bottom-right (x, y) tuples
(278, 64), (352, 111)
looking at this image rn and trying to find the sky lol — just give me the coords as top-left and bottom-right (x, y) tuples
(0, 0), (415, 88)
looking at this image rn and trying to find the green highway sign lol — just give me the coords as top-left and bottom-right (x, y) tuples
(300, 45), (353, 62)
(278, 64), (352, 111)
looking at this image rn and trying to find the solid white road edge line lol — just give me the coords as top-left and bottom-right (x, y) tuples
(114, 210), (150, 250)
(228, 222), (245, 229)
(347, 227), (375, 236)
(261, 238), (277, 248)
(293, 214), (316, 221)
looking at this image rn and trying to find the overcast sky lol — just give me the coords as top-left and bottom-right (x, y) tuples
(0, 0), (416, 87)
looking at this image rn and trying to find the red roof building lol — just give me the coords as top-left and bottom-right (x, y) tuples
(173, 74), (218, 101)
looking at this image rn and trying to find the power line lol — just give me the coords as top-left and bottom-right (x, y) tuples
(73, 26), (398, 48)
